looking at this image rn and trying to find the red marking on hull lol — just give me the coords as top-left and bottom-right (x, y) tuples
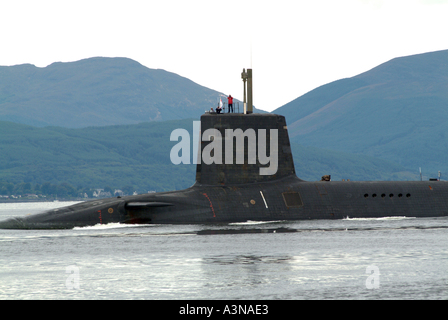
(202, 193), (216, 218)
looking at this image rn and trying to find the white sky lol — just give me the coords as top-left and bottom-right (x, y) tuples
(1, 0), (448, 112)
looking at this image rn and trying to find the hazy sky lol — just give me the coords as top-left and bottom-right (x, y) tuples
(1, 0), (448, 112)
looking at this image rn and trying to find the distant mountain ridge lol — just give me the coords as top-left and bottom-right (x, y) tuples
(1, 51), (446, 188)
(0, 57), (253, 128)
(274, 49), (448, 177)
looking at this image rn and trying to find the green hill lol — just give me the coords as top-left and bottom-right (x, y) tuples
(274, 49), (448, 177)
(0, 57), (256, 128)
(0, 120), (416, 196)
(0, 119), (197, 192)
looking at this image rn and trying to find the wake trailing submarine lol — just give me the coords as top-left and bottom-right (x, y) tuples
(1, 69), (447, 229)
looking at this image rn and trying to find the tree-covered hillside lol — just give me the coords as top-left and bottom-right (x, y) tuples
(0, 119), (417, 199)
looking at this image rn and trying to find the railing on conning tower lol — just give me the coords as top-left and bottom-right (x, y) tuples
(206, 99), (242, 114)
(220, 101), (241, 113)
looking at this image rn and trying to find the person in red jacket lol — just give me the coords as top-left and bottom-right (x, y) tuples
(227, 95), (233, 113)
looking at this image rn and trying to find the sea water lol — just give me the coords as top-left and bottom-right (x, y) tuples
(0, 201), (447, 300)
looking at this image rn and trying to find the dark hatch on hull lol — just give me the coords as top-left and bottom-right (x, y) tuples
(282, 192), (304, 208)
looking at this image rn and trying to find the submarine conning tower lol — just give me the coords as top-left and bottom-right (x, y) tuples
(195, 113), (296, 186)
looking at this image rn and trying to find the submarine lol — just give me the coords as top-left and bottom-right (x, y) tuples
(1, 69), (447, 229)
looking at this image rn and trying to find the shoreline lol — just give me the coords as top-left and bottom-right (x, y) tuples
(0, 198), (87, 203)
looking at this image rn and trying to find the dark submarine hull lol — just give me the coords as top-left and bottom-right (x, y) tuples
(1, 175), (447, 229)
(1, 113), (447, 229)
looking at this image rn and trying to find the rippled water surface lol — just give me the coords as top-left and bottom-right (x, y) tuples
(0, 202), (447, 300)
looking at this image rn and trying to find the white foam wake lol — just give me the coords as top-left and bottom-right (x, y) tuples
(73, 222), (154, 230)
(343, 216), (413, 221)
